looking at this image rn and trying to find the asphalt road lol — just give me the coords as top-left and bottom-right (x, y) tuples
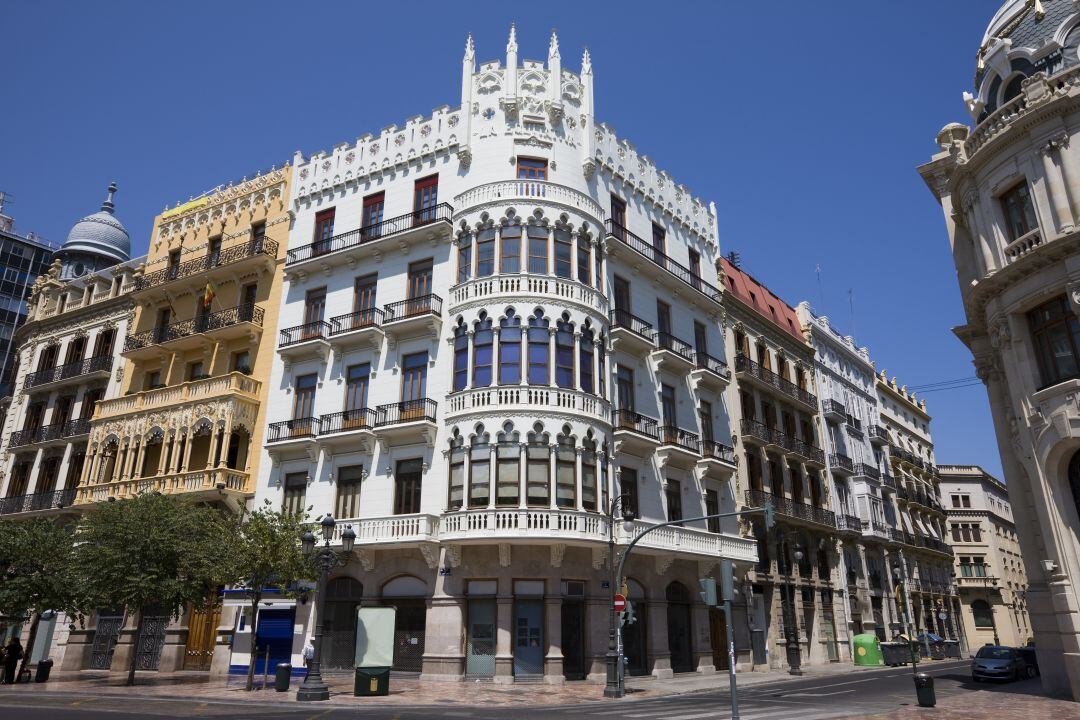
(0, 659), (1040, 720)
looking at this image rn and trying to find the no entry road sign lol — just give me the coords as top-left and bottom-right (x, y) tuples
(613, 594), (626, 613)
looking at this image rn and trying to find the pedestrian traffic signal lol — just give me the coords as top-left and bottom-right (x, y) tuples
(699, 577), (718, 606)
(719, 559), (734, 603)
(763, 502), (775, 529)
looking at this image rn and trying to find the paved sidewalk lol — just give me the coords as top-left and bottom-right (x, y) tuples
(864, 685), (1080, 719)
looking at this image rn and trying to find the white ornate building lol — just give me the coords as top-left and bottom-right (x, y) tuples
(919, 0), (1080, 698)
(249, 29), (756, 683)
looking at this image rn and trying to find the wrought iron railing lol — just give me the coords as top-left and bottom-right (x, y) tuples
(266, 417), (318, 442)
(605, 219), (722, 303)
(881, 474), (897, 491)
(375, 398), (437, 426)
(734, 354), (818, 408)
(792, 437), (825, 465)
(609, 309), (655, 341)
(702, 440), (735, 464)
(740, 418), (773, 444)
(383, 294), (442, 323)
(823, 398), (846, 417)
(279, 320), (331, 347)
(0, 488), (77, 516)
(829, 453), (854, 473)
(135, 237), (278, 290)
(612, 409), (661, 440)
(855, 463), (880, 480)
(694, 351), (730, 379)
(836, 514), (862, 532)
(286, 203), (453, 265)
(126, 304), (264, 352)
(659, 425), (701, 454)
(25, 355), (112, 389)
(655, 332), (695, 362)
(746, 488), (835, 527)
(319, 408), (377, 434)
(869, 425), (888, 443)
(9, 417), (90, 448)
(329, 308), (384, 336)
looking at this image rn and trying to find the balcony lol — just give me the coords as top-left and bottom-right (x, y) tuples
(956, 575), (998, 590)
(317, 408), (377, 453)
(454, 180), (605, 222)
(9, 418), (91, 449)
(609, 309), (656, 355)
(124, 304), (264, 359)
(332, 513), (439, 550)
(690, 351), (731, 392)
(657, 425), (702, 469)
(373, 398), (438, 446)
(740, 418), (774, 447)
(734, 355), (818, 410)
(823, 398), (846, 422)
(440, 508), (609, 546)
(746, 488), (835, 529)
(887, 527), (905, 543)
(285, 203), (453, 271)
(869, 425), (888, 445)
(651, 332), (696, 374)
(698, 440), (737, 482)
(278, 320), (332, 362)
(25, 355), (112, 391)
(382, 294), (442, 343)
(854, 463), (880, 481)
(266, 417), (319, 458)
(612, 409), (662, 457)
(604, 220), (722, 306)
(77, 467), (252, 508)
(0, 488), (77, 517)
(450, 273), (607, 317)
(328, 308), (385, 352)
(860, 519), (890, 542)
(134, 237), (278, 295)
(791, 437), (825, 466)
(447, 386), (610, 426)
(836, 513), (863, 535)
(881, 474), (897, 492)
(94, 372), (261, 422)
(829, 453), (855, 475)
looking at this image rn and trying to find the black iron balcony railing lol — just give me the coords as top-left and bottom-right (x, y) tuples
(734, 354), (818, 408)
(612, 409), (661, 440)
(702, 440), (736, 464)
(836, 514), (862, 532)
(0, 488), (77, 516)
(25, 355), (112, 389)
(746, 488), (836, 528)
(792, 437), (825, 465)
(329, 308), (384, 336)
(383, 294), (442, 323)
(659, 425), (701, 454)
(280, 320), (331, 347)
(869, 425), (888, 443)
(286, 203), (453, 265)
(855, 463), (880, 480)
(63, 418), (91, 437)
(694, 351), (730, 379)
(9, 417), (90, 448)
(609, 309), (656, 341)
(375, 398), (437, 426)
(823, 398), (846, 417)
(655, 332), (695, 362)
(897, 486), (911, 501)
(126, 304), (264, 352)
(740, 418), (773, 444)
(319, 408), (377, 434)
(888, 527), (905, 543)
(135, 237), (278, 291)
(829, 453), (854, 473)
(605, 219), (722, 303)
(881, 474), (897, 490)
(267, 417), (318, 442)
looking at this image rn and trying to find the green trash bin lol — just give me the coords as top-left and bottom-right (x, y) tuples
(914, 672), (935, 707)
(852, 633), (883, 666)
(355, 666), (390, 696)
(274, 663), (291, 692)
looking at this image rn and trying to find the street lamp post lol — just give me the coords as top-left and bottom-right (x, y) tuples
(893, 562), (919, 677)
(296, 514), (356, 702)
(604, 493), (637, 699)
(779, 530), (803, 676)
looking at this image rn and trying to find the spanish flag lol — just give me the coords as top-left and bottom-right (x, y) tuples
(203, 281), (215, 309)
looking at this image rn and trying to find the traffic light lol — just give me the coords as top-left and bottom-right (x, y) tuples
(719, 559), (734, 603)
(763, 501), (775, 529)
(698, 578), (718, 606)
(624, 600), (636, 626)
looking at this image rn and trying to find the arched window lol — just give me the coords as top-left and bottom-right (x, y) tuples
(1002, 74), (1025, 104)
(469, 427), (490, 508)
(501, 225), (521, 274)
(499, 310), (522, 385)
(528, 311), (549, 385)
(527, 423), (550, 506)
(577, 235), (592, 286)
(476, 227), (496, 277)
(666, 581), (690, 603)
(556, 314), (575, 389)
(597, 335), (606, 399)
(448, 429), (465, 510)
(554, 227), (573, 278)
(581, 434), (597, 511)
(971, 599), (994, 628)
(453, 319), (468, 392)
(556, 429), (576, 508)
(580, 322), (595, 394)
(473, 313), (493, 387)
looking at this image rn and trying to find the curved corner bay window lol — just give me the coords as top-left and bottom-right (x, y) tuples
(528, 312), (550, 385)
(556, 316), (575, 389)
(579, 325), (595, 394)
(501, 225), (521, 274)
(1000, 181), (1038, 241)
(476, 228), (496, 277)
(1028, 296), (1080, 388)
(554, 228), (573, 279)
(496, 442), (520, 506)
(453, 322), (469, 392)
(500, 311), (522, 385)
(473, 314), (494, 387)
(577, 236), (592, 286)
(556, 437), (576, 508)
(448, 443), (465, 510)
(457, 234), (472, 284)
(528, 226), (549, 274)
(581, 442), (597, 511)
(469, 442), (491, 508)
(527, 440), (550, 506)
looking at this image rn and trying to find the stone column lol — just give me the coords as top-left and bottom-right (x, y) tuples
(217, 419), (234, 469)
(420, 553), (465, 682)
(492, 327), (501, 387)
(574, 447), (584, 511)
(572, 332), (582, 390)
(648, 599), (672, 678)
(1039, 143), (1075, 233)
(855, 543), (875, 633)
(543, 595), (564, 684)
(465, 330), (474, 389)
(487, 442), (497, 510)
(494, 595), (514, 683)
(548, 328), (557, 388)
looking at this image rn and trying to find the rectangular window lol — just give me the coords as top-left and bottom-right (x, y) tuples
(1029, 296), (1080, 388)
(293, 374), (317, 422)
(962, 495), (971, 508)
(581, 448), (597, 511)
(362, 192), (385, 238)
(304, 288), (326, 326)
(651, 223), (666, 265)
(528, 317), (549, 385)
(251, 222), (265, 248)
(499, 320), (521, 385)
(282, 472), (307, 515)
(527, 226), (548, 274)
(335, 465), (363, 519)
(972, 524), (982, 542)
(187, 361), (205, 381)
(407, 259), (433, 300)
(620, 467), (639, 518)
(661, 384), (676, 426)
(345, 363), (370, 414)
(448, 445), (466, 510)
(353, 274), (377, 315)
(496, 443), (520, 506)
(616, 365), (634, 411)
(413, 174), (439, 224)
(688, 248), (702, 289)
(555, 320), (575, 389)
(951, 524), (961, 542)
(699, 401), (714, 446)
(500, 226), (521, 274)
(232, 350), (250, 374)
(476, 228), (496, 277)
(527, 443), (550, 506)
(694, 321), (708, 356)
(613, 275), (631, 313)
(473, 321), (493, 387)
(666, 478), (682, 522)
(401, 351), (428, 402)
(556, 440), (576, 508)
(656, 300), (671, 336)
(554, 229), (572, 279)
(705, 489), (720, 533)
(454, 327), (469, 392)
(577, 237), (591, 286)
(610, 195), (626, 237)
(517, 158), (548, 180)
(457, 235), (472, 284)
(394, 458), (423, 515)
(144, 370), (161, 391)
(580, 333), (594, 394)
(1000, 181), (1037, 241)
(313, 208), (335, 254)
(469, 442), (490, 508)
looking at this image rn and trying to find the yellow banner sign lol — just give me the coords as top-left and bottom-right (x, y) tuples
(161, 195), (209, 221)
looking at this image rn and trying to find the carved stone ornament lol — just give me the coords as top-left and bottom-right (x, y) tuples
(551, 543), (567, 568)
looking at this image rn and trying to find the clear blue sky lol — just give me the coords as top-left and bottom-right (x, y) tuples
(4, 0), (1006, 477)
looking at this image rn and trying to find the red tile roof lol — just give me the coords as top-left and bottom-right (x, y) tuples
(720, 257), (805, 343)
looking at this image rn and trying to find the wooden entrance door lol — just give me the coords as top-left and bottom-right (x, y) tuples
(184, 600), (222, 671)
(709, 607), (728, 670)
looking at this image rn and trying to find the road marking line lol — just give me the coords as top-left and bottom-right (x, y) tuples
(305, 710), (333, 720)
(781, 689), (856, 697)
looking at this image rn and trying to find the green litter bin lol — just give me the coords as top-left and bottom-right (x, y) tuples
(355, 666), (390, 696)
(914, 672), (935, 707)
(852, 633), (883, 666)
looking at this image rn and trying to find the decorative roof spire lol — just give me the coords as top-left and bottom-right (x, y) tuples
(549, 28), (560, 59)
(101, 182), (117, 214)
(464, 33), (475, 62)
(507, 23), (517, 53)
(582, 47), (592, 75)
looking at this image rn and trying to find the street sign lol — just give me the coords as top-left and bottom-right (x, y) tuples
(613, 594), (626, 613)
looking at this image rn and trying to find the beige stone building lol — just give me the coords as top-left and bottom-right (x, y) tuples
(939, 464), (1031, 648)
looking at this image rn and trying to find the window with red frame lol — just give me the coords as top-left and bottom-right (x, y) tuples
(313, 208), (335, 255)
(517, 158), (547, 181)
(413, 175), (439, 223)
(362, 192), (385, 240)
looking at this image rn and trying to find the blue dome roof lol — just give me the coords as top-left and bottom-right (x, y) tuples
(61, 182), (130, 265)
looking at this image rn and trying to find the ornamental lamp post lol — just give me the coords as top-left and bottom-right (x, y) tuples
(296, 515), (356, 702)
(604, 493), (637, 699)
(777, 529), (804, 676)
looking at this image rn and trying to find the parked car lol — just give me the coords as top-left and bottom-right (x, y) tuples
(971, 645), (1036, 682)
(1017, 646), (1040, 676)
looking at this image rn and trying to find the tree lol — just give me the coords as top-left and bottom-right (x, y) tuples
(73, 492), (235, 686)
(226, 500), (311, 691)
(0, 518), (82, 679)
